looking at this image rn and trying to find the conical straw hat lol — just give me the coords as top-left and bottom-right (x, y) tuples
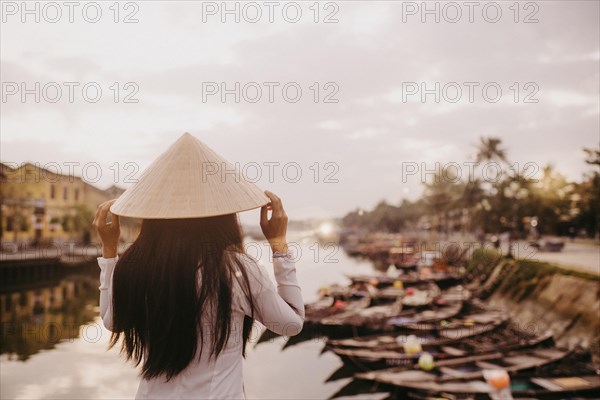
(110, 132), (269, 219)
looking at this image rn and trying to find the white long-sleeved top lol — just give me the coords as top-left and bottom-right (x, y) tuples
(98, 252), (304, 399)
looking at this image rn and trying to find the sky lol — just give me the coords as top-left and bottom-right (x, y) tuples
(1, 0), (599, 222)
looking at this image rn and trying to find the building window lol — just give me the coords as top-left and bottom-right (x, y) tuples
(50, 217), (60, 232)
(50, 184), (56, 199)
(63, 187), (68, 200)
(6, 216), (14, 232)
(4, 295), (12, 313)
(19, 292), (27, 307)
(74, 188), (80, 202)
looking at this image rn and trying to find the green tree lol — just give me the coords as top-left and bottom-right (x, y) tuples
(475, 136), (508, 164)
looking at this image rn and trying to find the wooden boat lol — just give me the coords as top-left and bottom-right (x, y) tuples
(320, 297), (404, 327)
(328, 372), (600, 400)
(372, 301), (465, 331)
(261, 286), (466, 348)
(305, 295), (335, 313)
(345, 271), (462, 288)
(386, 246), (419, 270)
(330, 328), (553, 370)
(393, 308), (508, 333)
(373, 281), (449, 305)
(401, 283), (442, 307)
(327, 312), (507, 352)
(401, 374), (600, 398)
(355, 347), (570, 387)
(305, 295), (372, 324)
(255, 289), (372, 346)
(321, 282), (448, 327)
(321, 283), (469, 331)
(315, 281), (375, 300)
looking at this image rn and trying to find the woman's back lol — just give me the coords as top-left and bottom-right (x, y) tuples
(96, 206), (303, 399)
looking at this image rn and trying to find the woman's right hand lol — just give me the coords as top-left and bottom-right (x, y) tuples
(93, 199), (120, 258)
(260, 191), (288, 253)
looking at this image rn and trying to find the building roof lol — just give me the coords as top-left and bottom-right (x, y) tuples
(1, 161), (125, 196)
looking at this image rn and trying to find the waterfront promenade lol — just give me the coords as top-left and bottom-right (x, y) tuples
(513, 239), (600, 276)
(1, 237), (598, 274)
(0, 244), (102, 265)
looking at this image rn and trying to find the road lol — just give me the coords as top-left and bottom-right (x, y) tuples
(511, 239), (600, 276)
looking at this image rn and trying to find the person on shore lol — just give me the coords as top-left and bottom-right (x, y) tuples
(93, 133), (304, 399)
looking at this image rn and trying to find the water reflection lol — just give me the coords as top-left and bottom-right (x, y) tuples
(0, 241), (382, 399)
(1, 264), (99, 361)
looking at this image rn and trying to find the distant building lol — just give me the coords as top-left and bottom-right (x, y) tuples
(0, 162), (140, 246)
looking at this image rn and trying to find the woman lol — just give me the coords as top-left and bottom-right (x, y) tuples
(93, 134), (304, 399)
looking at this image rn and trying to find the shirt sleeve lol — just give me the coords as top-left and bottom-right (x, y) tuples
(237, 253), (305, 336)
(98, 256), (118, 331)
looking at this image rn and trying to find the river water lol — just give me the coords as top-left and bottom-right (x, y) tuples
(1, 233), (381, 399)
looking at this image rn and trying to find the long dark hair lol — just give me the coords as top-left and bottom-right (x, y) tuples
(109, 214), (255, 381)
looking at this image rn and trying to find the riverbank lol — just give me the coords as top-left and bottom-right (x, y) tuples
(467, 248), (600, 363)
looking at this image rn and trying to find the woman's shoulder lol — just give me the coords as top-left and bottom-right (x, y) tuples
(225, 250), (274, 315)
(226, 250), (273, 294)
(225, 249), (259, 270)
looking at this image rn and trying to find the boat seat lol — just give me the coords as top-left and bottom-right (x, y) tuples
(531, 348), (566, 359)
(501, 355), (545, 366)
(474, 360), (503, 369)
(438, 367), (471, 378)
(440, 346), (467, 356)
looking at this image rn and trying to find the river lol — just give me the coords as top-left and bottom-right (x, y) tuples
(0, 233), (382, 399)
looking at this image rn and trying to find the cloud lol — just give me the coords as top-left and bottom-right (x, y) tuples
(545, 90), (599, 108)
(1, 1), (598, 218)
(317, 120), (343, 130)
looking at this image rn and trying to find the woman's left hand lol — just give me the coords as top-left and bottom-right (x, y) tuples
(93, 199), (120, 258)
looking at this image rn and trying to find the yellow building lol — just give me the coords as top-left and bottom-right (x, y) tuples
(1, 162), (139, 246)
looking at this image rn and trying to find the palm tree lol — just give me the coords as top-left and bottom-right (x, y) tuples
(475, 137), (508, 164)
(461, 178), (485, 233)
(583, 147), (600, 167)
(423, 175), (463, 237)
(473, 137), (517, 255)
